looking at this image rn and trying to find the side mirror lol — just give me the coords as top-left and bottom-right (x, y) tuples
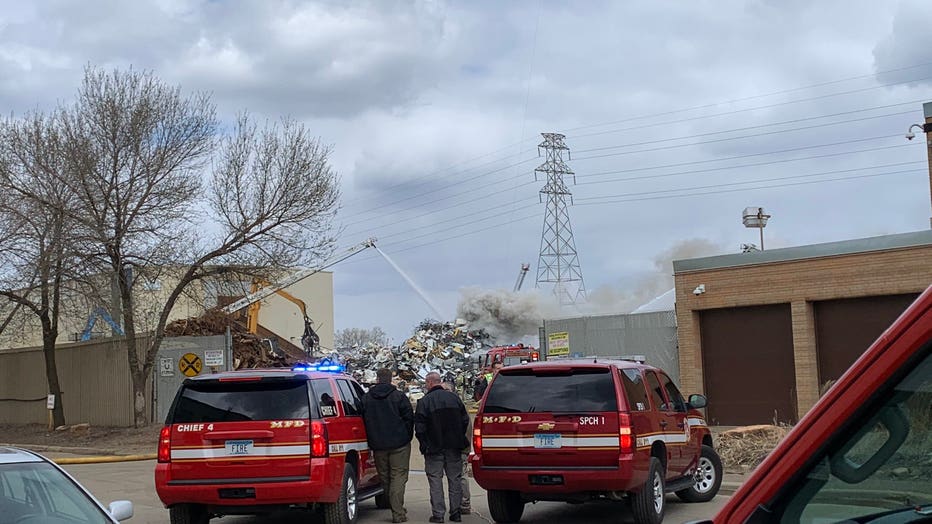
(687, 394), (707, 409)
(108, 500), (134, 521)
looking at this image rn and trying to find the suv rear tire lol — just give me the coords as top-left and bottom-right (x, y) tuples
(630, 457), (665, 524)
(169, 504), (209, 524)
(324, 463), (358, 524)
(676, 444), (723, 503)
(488, 489), (524, 523)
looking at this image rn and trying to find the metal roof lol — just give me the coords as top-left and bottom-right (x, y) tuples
(0, 447), (43, 464)
(673, 230), (932, 273)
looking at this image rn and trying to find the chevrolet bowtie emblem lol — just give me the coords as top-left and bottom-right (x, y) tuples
(537, 423), (555, 431)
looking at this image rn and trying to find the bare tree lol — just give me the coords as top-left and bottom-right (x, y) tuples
(47, 68), (340, 426)
(336, 327), (390, 349)
(0, 111), (82, 427)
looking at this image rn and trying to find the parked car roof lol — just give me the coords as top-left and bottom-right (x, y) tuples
(0, 447), (43, 464)
(502, 357), (653, 371)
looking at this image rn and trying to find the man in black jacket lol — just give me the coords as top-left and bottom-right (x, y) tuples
(415, 371), (470, 523)
(362, 368), (414, 523)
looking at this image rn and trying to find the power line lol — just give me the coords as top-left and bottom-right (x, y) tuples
(573, 110), (916, 161)
(342, 140), (921, 240)
(573, 100), (926, 154)
(337, 67), (932, 217)
(341, 102), (925, 236)
(577, 162), (925, 202)
(576, 142), (918, 187)
(574, 169), (921, 207)
(563, 61), (932, 133)
(356, 162), (920, 253)
(579, 134), (903, 179)
(571, 74), (932, 140)
(339, 157), (536, 228)
(339, 166), (921, 264)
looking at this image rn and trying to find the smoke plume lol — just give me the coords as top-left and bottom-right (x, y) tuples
(456, 287), (560, 343)
(455, 238), (727, 339)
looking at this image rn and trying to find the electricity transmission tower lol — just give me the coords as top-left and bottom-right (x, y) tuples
(534, 132), (587, 306)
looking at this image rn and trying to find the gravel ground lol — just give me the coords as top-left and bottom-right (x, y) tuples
(0, 423), (160, 454)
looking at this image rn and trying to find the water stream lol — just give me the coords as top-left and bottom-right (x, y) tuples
(374, 246), (446, 320)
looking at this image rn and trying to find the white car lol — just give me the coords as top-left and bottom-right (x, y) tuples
(0, 447), (134, 523)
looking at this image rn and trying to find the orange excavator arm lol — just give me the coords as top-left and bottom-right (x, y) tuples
(246, 280), (319, 357)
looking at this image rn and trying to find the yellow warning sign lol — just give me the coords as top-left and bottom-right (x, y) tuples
(548, 332), (570, 357)
(179, 353), (202, 377)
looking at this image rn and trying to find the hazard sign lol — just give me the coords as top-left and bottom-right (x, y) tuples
(179, 353), (202, 377)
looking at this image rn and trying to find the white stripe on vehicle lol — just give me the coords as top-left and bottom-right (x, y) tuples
(482, 436), (619, 448)
(171, 445), (311, 460)
(687, 417), (706, 427)
(636, 432), (689, 448)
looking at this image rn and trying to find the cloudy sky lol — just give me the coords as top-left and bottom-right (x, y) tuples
(3, 0), (932, 344)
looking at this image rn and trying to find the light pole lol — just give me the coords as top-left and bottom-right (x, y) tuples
(905, 101), (932, 228)
(742, 207), (771, 250)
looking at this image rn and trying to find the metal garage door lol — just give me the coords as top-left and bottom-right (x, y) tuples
(700, 304), (796, 426)
(815, 293), (919, 385)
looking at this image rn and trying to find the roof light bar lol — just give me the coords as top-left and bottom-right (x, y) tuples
(292, 363), (345, 373)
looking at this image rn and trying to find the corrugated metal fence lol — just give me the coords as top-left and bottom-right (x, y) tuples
(540, 310), (680, 383)
(0, 337), (152, 427)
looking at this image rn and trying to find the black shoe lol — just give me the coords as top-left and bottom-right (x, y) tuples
(429, 517), (444, 523)
(392, 517), (408, 523)
(460, 507), (471, 515)
(450, 511), (462, 522)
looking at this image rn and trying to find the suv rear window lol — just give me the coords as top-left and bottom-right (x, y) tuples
(170, 379), (312, 423)
(484, 368), (618, 413)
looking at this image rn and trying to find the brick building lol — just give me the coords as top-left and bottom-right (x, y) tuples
(672, 230), (932, 426)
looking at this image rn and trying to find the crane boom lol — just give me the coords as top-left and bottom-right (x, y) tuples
(220, 237), (377, 314)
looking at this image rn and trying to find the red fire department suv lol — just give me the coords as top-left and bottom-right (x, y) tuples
(703, 286), (932, 523)
(470, 358), (722, 524)
(154, 363), (386, 524)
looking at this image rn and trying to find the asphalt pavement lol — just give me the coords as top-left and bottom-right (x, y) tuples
(62, 458), (730, 524)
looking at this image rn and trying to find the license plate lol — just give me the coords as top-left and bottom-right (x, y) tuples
(225, 440), (254, 455)
(533, 433), (562, 449)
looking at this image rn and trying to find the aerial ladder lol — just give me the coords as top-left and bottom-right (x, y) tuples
(220, 238), (377, 357)
(513, 263), (530, 292)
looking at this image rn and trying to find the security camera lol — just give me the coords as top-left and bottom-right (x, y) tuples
(906, 131), (916, 141)
(693, 284), (706, 295)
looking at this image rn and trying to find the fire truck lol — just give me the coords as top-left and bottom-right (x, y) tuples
(479, 344), (540, 370)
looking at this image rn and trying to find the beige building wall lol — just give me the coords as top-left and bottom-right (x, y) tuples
(674, 237), (932, 418)
(256, 271), (335, 353)
(0, 268), (336, 354)
(0, 270), (208, 350)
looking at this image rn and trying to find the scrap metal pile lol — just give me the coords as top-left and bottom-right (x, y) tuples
(164, 309), (294, 369)
(331, 320), (492, 396)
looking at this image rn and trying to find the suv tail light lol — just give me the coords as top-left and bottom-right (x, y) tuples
(311, 420), (329, 457)
(618, 413), (633, 453)
(531, 351), (540, 361)
(157, 426), (171, 463)
(472, 417), (482, 455)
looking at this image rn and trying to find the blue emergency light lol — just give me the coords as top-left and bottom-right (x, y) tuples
(292, 362), (345, 373)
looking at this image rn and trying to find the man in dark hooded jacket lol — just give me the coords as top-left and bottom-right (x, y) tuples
(362, 368), (414, 523)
